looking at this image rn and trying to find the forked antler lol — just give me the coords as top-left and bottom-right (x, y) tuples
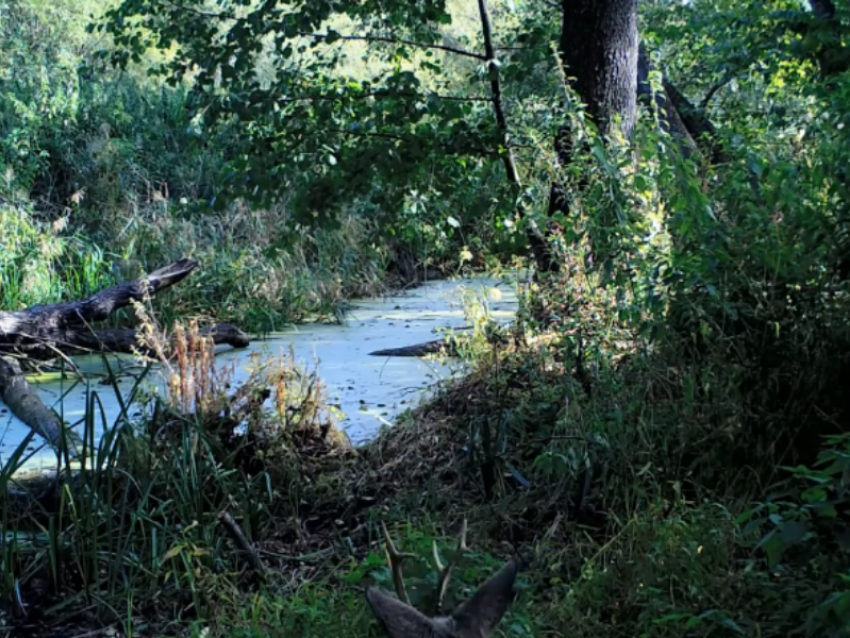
(379, 518), (471, 613)
(380, 521), (416, 605)
(432, 518), (469, 613)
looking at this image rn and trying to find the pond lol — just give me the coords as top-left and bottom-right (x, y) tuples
(0, 274), (523, 474)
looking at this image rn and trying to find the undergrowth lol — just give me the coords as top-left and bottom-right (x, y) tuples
(0, 198), (393, 333)
(2, 0), (850, 636)
(2, 257), (850, 637)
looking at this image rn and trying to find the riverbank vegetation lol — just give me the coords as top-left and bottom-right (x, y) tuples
(3, 0), (850, 636)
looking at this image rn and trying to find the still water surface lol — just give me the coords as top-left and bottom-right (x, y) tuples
(0, 275), (521, 473)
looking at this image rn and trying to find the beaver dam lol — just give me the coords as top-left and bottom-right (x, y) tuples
(0, 273), (520, 474)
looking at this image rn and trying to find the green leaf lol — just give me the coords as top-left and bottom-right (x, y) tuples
(779, 520), (809, 546)
(757, 529), (786, 567)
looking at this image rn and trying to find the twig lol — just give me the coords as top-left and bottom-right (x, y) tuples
(218, 510), (268, 577)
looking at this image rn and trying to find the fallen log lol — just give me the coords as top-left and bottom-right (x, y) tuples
(0, 258), (202, 360)
(0, 258), (250, 458)
(72, 322), (250, 357)
(368, 322), (517, 358)
(369, 338), (457, 358)
(0, 356), (83, 456)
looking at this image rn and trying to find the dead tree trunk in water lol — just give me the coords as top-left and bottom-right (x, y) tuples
(0, 356), (83, 455)
(0, 258), (249, 455)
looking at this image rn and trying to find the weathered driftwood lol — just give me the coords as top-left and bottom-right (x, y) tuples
(0, 258), (250, 457)
(0, 258), (198, 360)
(369, 338), (457, 358)
(0, 356), (83, 456)
(82, 322), (250, 356)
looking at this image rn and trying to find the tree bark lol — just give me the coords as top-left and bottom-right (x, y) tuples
(542, 0), (639, 272)
(637, 44), (726, 166)
(0, 259), (198, 360)
(559, 0), (639, 141)
(0, 259), (249, 360)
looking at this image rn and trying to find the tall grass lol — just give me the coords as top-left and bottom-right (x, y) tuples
(0, 316), (347, 629)
(0, 196), (391, 333)
(0, 203), (114, 310)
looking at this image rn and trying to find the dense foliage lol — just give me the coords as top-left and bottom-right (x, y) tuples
(2, 0), (850, 636)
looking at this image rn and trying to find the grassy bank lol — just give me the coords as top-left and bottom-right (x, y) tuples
(3, 263), (849, 637)
(0, 197), (393, 332)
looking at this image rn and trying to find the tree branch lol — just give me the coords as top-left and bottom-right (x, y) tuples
(699, 74), (736, 109)
(301, 32), (485, 60)
(663, 80), (726, 164)
(0, 259), (244, 361)
(218, 510), (268, 578)
(0, 259), (197, 342)
(273, 91), (493, 104)
(75, 324), (249, 358)
(476, 0), (555, 273)
(638, 44), (725, 165)
(477, 0), (520, 185)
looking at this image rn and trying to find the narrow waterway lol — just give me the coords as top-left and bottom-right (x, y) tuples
(0, 275), (522, 474)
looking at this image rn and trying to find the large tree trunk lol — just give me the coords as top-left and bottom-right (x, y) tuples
(0, 258), (249, 457)
(559, 0), (639, 141)
(541, 0), (639, 272)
